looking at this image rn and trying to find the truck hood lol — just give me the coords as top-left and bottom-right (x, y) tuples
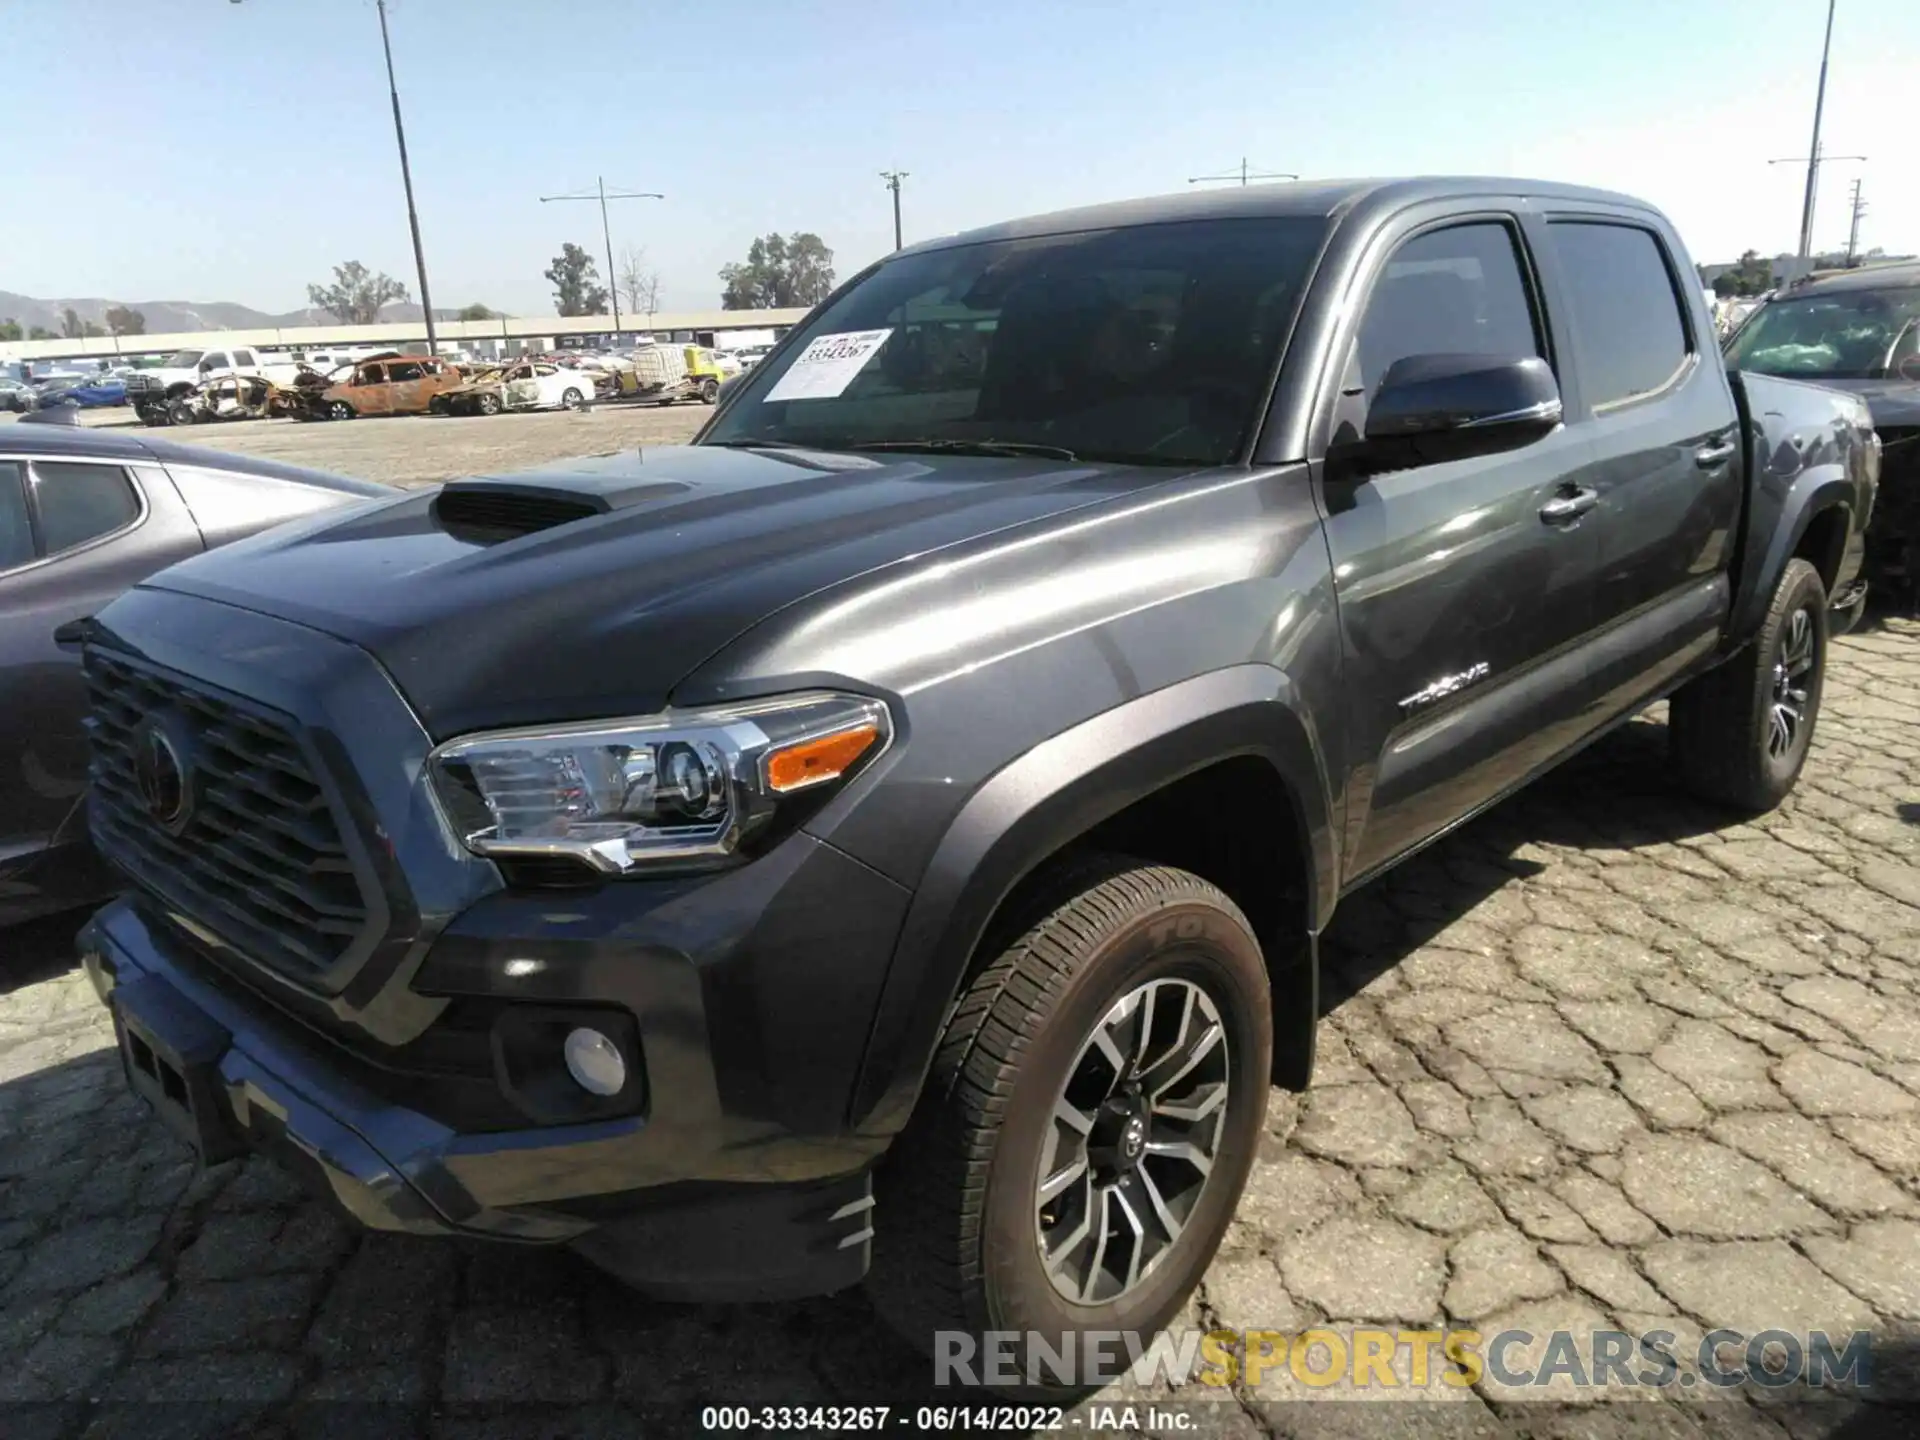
(1809, 377), (1920, 430)
(135, 444), (1188, 738)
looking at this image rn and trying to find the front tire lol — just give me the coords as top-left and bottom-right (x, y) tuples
(866, 856), (1271, 1386)
(1670, 557), (1827, 813)
(326, 400), (355, 421)
(699, 378), (719, 404)
(477, 392), (502, 416)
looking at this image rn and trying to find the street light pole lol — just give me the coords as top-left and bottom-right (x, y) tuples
(539, 181), (664, 337)
(881, 171), (908, 250)
(377, 0), (437, 353)
(1796, 0), (1838, 265)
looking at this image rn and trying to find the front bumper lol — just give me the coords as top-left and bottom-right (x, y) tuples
(81, 896), (883, 1299)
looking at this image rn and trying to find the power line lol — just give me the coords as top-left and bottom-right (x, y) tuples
(881, 171), (909, 250)
(539, 180), (664, 335)
(1187, 158), (1298, 187)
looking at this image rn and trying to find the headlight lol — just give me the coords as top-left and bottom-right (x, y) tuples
(427, 691), (891, 874)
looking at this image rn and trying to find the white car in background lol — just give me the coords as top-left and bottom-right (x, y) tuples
(436, 361), (592, 415)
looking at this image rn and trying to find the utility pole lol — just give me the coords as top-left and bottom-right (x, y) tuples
(539, 180), (663, 336)
(1188, 158), (1298, 187)
(377, 0), (437, 353)
(1845, 178), (1867, 266)
(880, 171), (908, 250)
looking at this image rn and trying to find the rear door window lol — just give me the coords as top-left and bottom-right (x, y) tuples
(1545, 222), (1691, 409)
(388, 361), (425, 382)
(0, 461), (33, 569)
(29, 461), (143, 555)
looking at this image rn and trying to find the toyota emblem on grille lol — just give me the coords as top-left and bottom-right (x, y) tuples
(131, 716), (196, 834)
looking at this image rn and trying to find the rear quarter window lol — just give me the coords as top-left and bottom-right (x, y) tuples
(0, 461), (33, 569)
(1545, 221), (1691, 409)
(31, 461), (143, 555)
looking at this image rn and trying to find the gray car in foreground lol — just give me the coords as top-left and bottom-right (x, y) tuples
(0, 417), (390, 926)
(77, 177), (1874, 1383)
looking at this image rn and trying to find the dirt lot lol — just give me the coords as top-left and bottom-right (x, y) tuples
(0, 404), (710, 486)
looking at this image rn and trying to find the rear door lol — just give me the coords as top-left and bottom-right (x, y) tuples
(1314, 209), (1604, 881)
(0, 459), (204, 870)
(1532, 213), (1743, 723)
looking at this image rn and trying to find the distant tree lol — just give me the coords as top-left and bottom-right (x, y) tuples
(307, 261), (410, 324)
(457, 303), (497, 321)
(27, 326), (55, 340)
(0, 318), (20, 342)
(1712, 249), (1776, 299)
(60, 307), (85, 339)
(719, 232), (835, 309)
(617, 245), (662, 319)
(104, 305), (146, 336)
(545, 243), (608, 317)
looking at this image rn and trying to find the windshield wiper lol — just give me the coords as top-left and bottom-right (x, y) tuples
(701, 437), (822, 451)
(850, 438), (1081, 461)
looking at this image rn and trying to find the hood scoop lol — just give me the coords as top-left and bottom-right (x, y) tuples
(433, 474), (690, 539)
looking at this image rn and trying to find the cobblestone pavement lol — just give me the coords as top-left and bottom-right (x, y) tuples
(2, 618), (1917, 1438)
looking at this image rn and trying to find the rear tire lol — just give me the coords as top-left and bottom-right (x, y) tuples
(1670, 557), (1827, 813)
(562, 387), (584, 409)
(866, 855), (1271, 1389)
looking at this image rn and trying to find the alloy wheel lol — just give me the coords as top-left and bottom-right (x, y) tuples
(1036, 977), (1229, 1305)
(1768, 606), (1816, 760)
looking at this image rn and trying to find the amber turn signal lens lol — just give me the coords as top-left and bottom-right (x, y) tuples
(765, 724), (880, 793)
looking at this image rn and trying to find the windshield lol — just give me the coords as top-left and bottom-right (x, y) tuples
(163, 350), (205, 369)
(703, 216), (1327, 466)
(1725, 285), (1920, 381)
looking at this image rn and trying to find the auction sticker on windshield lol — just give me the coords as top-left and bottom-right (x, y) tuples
(764, 329), (892, 402)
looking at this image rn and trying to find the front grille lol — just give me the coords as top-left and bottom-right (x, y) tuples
(85, 650), (370, 983)
(125, 376), (159, 393)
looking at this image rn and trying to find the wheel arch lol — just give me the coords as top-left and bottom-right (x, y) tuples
(848, 664), (1337, 1140)
(1730, 470), (1855, 644)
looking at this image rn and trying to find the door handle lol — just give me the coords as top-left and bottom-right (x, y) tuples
(1539, 487), (1598, 525)
(1694, 440), (1737, 467)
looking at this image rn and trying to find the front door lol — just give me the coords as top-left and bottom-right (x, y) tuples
(1317, 215), (1603, 881)
(350, 362), (392, 416)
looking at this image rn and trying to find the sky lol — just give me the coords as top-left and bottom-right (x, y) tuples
(2, 0), (1914, 319)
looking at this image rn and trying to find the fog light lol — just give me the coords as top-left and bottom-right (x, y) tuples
(563, 1027), (626, 1096)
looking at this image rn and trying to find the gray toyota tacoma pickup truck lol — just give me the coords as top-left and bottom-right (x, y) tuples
(77, 177), (1877, 1368)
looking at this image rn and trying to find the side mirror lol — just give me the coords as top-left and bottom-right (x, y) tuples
(1347, 354), (1561, 472)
